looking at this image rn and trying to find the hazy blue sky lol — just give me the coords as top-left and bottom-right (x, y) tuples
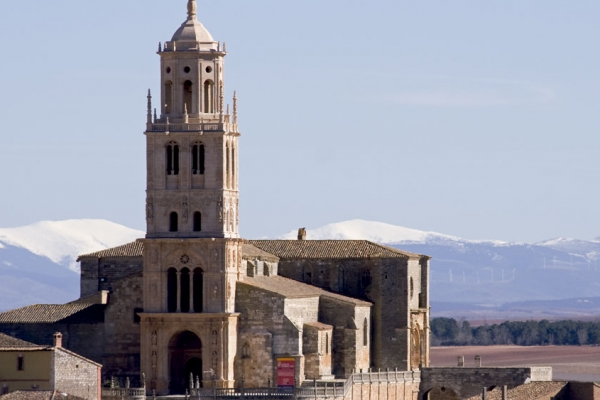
(0, 1), (599, 242)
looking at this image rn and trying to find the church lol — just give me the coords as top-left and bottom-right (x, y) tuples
(0, 1), (430, 396)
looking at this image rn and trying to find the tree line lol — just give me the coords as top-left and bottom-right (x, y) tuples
(430, 317), (600, 346)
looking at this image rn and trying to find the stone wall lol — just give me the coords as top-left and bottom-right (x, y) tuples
(80, 256), (143, 298)
(102, 273), (143, 384)
(52, 348), (101, 400)
(347, 371), (421, 400)
(0, 321), (105, 365)
(420, 367), (553, 400)
(276, 256), (429, 372)
(319, 297), (370, 377)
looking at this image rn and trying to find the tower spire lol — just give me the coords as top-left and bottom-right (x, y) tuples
(187, 0), (197, 19)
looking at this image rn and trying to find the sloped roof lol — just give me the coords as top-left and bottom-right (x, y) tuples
(75, 239), (425, 261)
(249, 240), (422, 260)
(242, 243), (279, 262)
(0, 303), (104, 324)
(0, 333), (39, 348)
(77, 241), (143, 260)
(0, 391), (86, 400)
(464, 381), (568, 400)
(239, 275), (371, 306)
(304, 321), (333, 330)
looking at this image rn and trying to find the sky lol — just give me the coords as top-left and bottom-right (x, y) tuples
(0, 1), (599, 243)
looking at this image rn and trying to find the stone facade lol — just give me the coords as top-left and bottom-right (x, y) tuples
(0, 1), (432, 397)
(0, 333), (100, 400)
(420, 366), (552, 399)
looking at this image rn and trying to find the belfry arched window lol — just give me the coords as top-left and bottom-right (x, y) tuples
(203, 80), (214, 113)
(193, 268), (203, 312)
(183, 80), (193, 114)
(166, 142), (179, 175)
(225, 143), (230, 188)
(167, 268), (177, 312)
(231, 144), (236, 188)
(193, 212), (202, 232)
(164, 81), (173, 114)
(192, 142), (205, 175)
(170, 212), (178, 232)
(180, 268), (190, 313)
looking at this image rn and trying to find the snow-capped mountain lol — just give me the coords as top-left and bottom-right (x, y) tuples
(2, 218), (600, 320)
(279, 219), (504, 245)
(0, 220), (143, 310)
(0, 220), (144, 272)
(281, 220), (600, 319)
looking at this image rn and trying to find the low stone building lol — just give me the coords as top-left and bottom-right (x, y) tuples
(0, 333), (100, 400)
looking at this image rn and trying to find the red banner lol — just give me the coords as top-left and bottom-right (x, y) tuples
(276, 357), (295, 387)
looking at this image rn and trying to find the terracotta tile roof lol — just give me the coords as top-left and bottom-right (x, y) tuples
(0, 391), (86, 400)
(77, 241), (143, 260)
(249, 240), (422, 260)
(0, 303), (104, 324)
(75, 239), (424, 262)
(239, 275), (371, 306)
(0, 391), (53, 400)
(0, 333), (38, 348)
(242, 244), (279, 261)
(465, 381), (568, 400)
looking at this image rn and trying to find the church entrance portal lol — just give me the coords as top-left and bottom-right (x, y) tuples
(169, 331), (202, 394)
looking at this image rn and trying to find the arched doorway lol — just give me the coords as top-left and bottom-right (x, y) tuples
(185, 358), (203, 389)
(169, 331), (202, 394)
(425, 386), (459, 400)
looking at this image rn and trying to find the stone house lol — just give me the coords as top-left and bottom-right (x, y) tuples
(0, 333), (100, 400)
(0, 0), (430, 396)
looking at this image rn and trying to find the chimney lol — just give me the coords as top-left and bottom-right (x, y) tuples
(297, 228), (306, 240)
(53, 332), (63, 348)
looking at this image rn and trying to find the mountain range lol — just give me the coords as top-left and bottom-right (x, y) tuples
(2, 219), (600, 320)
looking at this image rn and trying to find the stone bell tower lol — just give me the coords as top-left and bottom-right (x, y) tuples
(139, 0), (241, 394)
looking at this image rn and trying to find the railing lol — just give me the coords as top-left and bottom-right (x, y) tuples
(188, 371), (420, 400)
(351, 370), (420, 383)
(101, 387), (146, 397)
(148, 122), (239, 133)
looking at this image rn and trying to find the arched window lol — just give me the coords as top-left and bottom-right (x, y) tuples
(164, 81), (173, 114)
(193, 212), (202, 232)
(183, 80), (193, 113)
(170, 212), (178, 232)
(231, 144), (235, 188)
(203, 80), (214, 113)
(325, 333), (329, 354)
(263, 263), (269, 277)
(361, 270), (372, 289)
(242, 343), (250, 358)
(192, 143), (205, 175)
(166, 142), (179, 175)
(363, 318), (368, 346)
(225, 143), (230, 188)
(180, 268), (190, 313)
(167, 268), (177, 312)
(193, 268), (203, 312)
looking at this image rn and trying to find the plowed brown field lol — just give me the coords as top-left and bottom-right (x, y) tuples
(431, 346), (600, 381)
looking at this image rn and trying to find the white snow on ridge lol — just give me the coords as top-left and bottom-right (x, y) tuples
(278, 219), (505, 245)
(0, 220), (144, 272)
